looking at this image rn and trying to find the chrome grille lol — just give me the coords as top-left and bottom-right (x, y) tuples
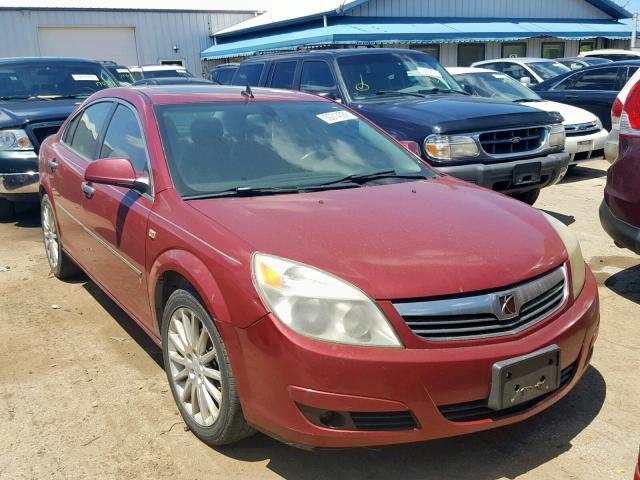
(479, 127), (546, 156)
(393, 266), (567, 341)
(564, 121), (601, 137)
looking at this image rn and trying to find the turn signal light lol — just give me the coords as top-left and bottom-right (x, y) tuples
(620, 81), (640, 136)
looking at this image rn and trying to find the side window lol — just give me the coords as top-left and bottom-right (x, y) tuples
(68, 102), (113, 160)
(270, 61), (297, 89)
(300, 61), (338, 95)
(502, 63), (528, 81)
(482, 63), (503, 73)
(232, 63), (264, 86)
(100, 104), (148, 174)
(216, 68), (235, 85)
(62, 113), (81, 144)
(570, 67), (621, 91)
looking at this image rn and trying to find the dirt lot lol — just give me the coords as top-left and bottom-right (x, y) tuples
(0, 159), (638, 480)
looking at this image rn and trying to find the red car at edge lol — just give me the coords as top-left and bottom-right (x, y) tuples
(39, 85), (599, 449)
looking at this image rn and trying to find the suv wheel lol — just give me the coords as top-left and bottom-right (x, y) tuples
(162, 289), (254, 446)
(511, 188), (540, 206)
(41, 194), (80, 278)
(0, 198), (15, 221)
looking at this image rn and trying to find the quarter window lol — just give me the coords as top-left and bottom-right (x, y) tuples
(68, 102), (113, 160)
(100, 105), (148, 174)
(270, 61), (297, 89)
(62, 114), (81, 144)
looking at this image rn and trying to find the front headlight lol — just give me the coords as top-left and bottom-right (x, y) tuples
(595, 117), (603, 131)
(548, 123), (566, 148)
(542, 213), (586, 299)
(423, 134), (479, 161)
(253, 253), (402, 347)
(0, 129), (34, 151)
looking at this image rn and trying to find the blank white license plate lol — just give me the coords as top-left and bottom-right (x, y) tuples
(576, 140), (593, 153)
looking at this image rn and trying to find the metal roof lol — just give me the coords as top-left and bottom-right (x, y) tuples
(202, 19), (632, 60)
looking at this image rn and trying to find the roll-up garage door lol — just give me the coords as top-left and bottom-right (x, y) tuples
(38, 27), (139, 65)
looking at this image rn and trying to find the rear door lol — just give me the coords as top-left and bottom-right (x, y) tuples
(267, 60), (299, 90)
(79, 101), (153, 324)
(48, 101), (115, 266)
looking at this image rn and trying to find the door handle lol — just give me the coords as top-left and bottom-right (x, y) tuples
(81, 182), (95, 199)
(47, 159), (58, 172)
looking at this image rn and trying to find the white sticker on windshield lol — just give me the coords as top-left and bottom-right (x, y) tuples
(316, 111), (357, 124)
(492, 74), (509, 79)
(116, 68), (129, 73)
(72, 74), (99, 81)
(553, 63), (564, 68)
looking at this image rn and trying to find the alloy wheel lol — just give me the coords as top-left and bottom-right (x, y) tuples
(167, 307), (223, 427)
(42, 201), (59, 270)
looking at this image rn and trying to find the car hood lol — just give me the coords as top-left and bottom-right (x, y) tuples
(528, 100), (599, 126)
(188, 177), (566, 300)
(0, 98), (81, 128)
(350, 95), (562, 138)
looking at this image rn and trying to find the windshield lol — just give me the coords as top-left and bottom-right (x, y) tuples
(155, 101), (433, 197)
(108, 66), (135, 85)
(452, 71), (541, 102)
(337, 52), (464, 100)
(526, 61), (571, 81)
(143, 68), (193, 79)
(0, 61), (118, 100)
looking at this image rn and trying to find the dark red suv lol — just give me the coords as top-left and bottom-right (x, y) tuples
(39, 85), (598, 449)
(600, 72), (640, 254)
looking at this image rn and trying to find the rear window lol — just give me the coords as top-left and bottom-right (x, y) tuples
(232, 63), (264, 86)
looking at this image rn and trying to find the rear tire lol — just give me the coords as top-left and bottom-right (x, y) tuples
(41, 194), (80, 279)
(0, 198), (15, 221)
(161, 288), (254, 446)
(511, 188), (540, 206)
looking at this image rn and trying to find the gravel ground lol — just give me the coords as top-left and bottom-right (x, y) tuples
(0, 159), (638, 480)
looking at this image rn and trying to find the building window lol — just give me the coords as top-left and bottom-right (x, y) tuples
(579, 39), (596, 53)
(415, 44), (440, 61)
(160, 59), (185, 67)
(542, 42), (565, 59)
(458, 43), (485, 67)
(502, 42), (527, 58)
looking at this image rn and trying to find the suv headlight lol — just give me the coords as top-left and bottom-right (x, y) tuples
(542, 213), (586, 299)
(548, 123), (565, 148)
(253, 253), (402, 347)
(424, 134), (479, 161)
(595, 117), (603, 131)
(0, 129), (34, 151)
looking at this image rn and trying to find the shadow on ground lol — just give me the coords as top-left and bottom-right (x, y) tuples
(604, 264), (640, 305)
(0, 203), (40, 228)
(560, 165), (607, 185)
(540, 209), (575, 226)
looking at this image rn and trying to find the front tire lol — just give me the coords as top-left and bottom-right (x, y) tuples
(41, 194), (79, 279)
(0, 197), (15, 221)
(161, 288), (254, 446)
(511, 188), (540, 206)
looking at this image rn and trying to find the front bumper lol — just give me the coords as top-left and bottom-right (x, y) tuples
(434, 152), (570, 194)
(600, 200), (640, 254)
(564, 129), (607, 164)
(233, 270), (599, 448)
(0, 150), (39, 199)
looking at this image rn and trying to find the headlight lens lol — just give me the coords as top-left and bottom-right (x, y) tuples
(253, 253), (402, 347)
(423, 134), (479, 160)
(542, 213), (586, 299)
(548, 123), (566, 148)
(0, 129), (34, 151)
(595, 117), (603, 131)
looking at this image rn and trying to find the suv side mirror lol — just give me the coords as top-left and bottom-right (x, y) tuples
(85, 157), (147, 193)
(398, 140), (421, 157)
(520, 76), (532, 86)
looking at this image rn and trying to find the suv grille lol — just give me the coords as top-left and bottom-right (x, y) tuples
(565, 121), (600, 137)
(393, 266), (567, 341)
(479, 127), (546, 156)
(28, 122), (63, 149)
(438, 361), (577, 422)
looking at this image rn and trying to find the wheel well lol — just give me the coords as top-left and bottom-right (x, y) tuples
(154, 271), (194, 330)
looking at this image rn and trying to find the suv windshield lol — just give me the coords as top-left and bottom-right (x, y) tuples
(337, 52), (464, 100)
(0, 61), (117, 100)
(452, 71), (542, 102)
(155, 101), (433, 198)
(526, 61), (570, 81)
(105, 66), (135, 85)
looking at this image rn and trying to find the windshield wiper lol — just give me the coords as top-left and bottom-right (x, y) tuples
(513, 98), (539, 103)
(312, 170), (429, 187)
(183, 186), (301, 200)
(375, 90), (426, 98)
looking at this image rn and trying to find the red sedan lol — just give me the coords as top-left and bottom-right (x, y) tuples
(39, 85), (599, 448)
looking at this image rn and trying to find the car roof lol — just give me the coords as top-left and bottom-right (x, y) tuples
(95, 85), (330, 105)
(0, 56), (102, 65)
(447, 66), (495, 75)
(241, 47), (419, 62)
(580, 49), (640, 56)
(128, 65), (188, 71)
(476, 57), (558, 64)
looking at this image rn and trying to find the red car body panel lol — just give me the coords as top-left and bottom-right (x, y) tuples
(39, 86), (599, 448)
(605, 135), (640, 227)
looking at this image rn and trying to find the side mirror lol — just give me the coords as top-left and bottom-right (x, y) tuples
(461, 83), (474, 95)
(520, 76), (532, 86)
(84, 157), (147, 193)
(398, 140), (421, 157)
(317, 91), (342, 103)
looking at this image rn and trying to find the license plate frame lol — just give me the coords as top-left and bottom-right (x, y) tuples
(576, 139), (594, 153)
(488, 344), (561, 411)
(513, 162), (542, 185)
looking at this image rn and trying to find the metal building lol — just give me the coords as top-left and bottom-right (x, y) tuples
(202, 0), (633, 66)
(0, 4), (257, 76)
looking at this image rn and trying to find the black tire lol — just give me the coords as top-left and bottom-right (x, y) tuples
(0, 197), (15, 221)
(511, 188), (541, 206)
(161, 288), (254, 446)
(40, 194), (80, 279)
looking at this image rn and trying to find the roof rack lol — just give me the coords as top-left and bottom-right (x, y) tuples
(252, 45), (309, 57)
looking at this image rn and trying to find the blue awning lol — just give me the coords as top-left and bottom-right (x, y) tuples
(202, 20), (632, 59)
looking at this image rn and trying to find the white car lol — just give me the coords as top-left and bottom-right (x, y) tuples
(127, 65), (193, 81)
(471, 58), (571, 85)
(449, 67), (608, 165)
(579, 49), (640, 62)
